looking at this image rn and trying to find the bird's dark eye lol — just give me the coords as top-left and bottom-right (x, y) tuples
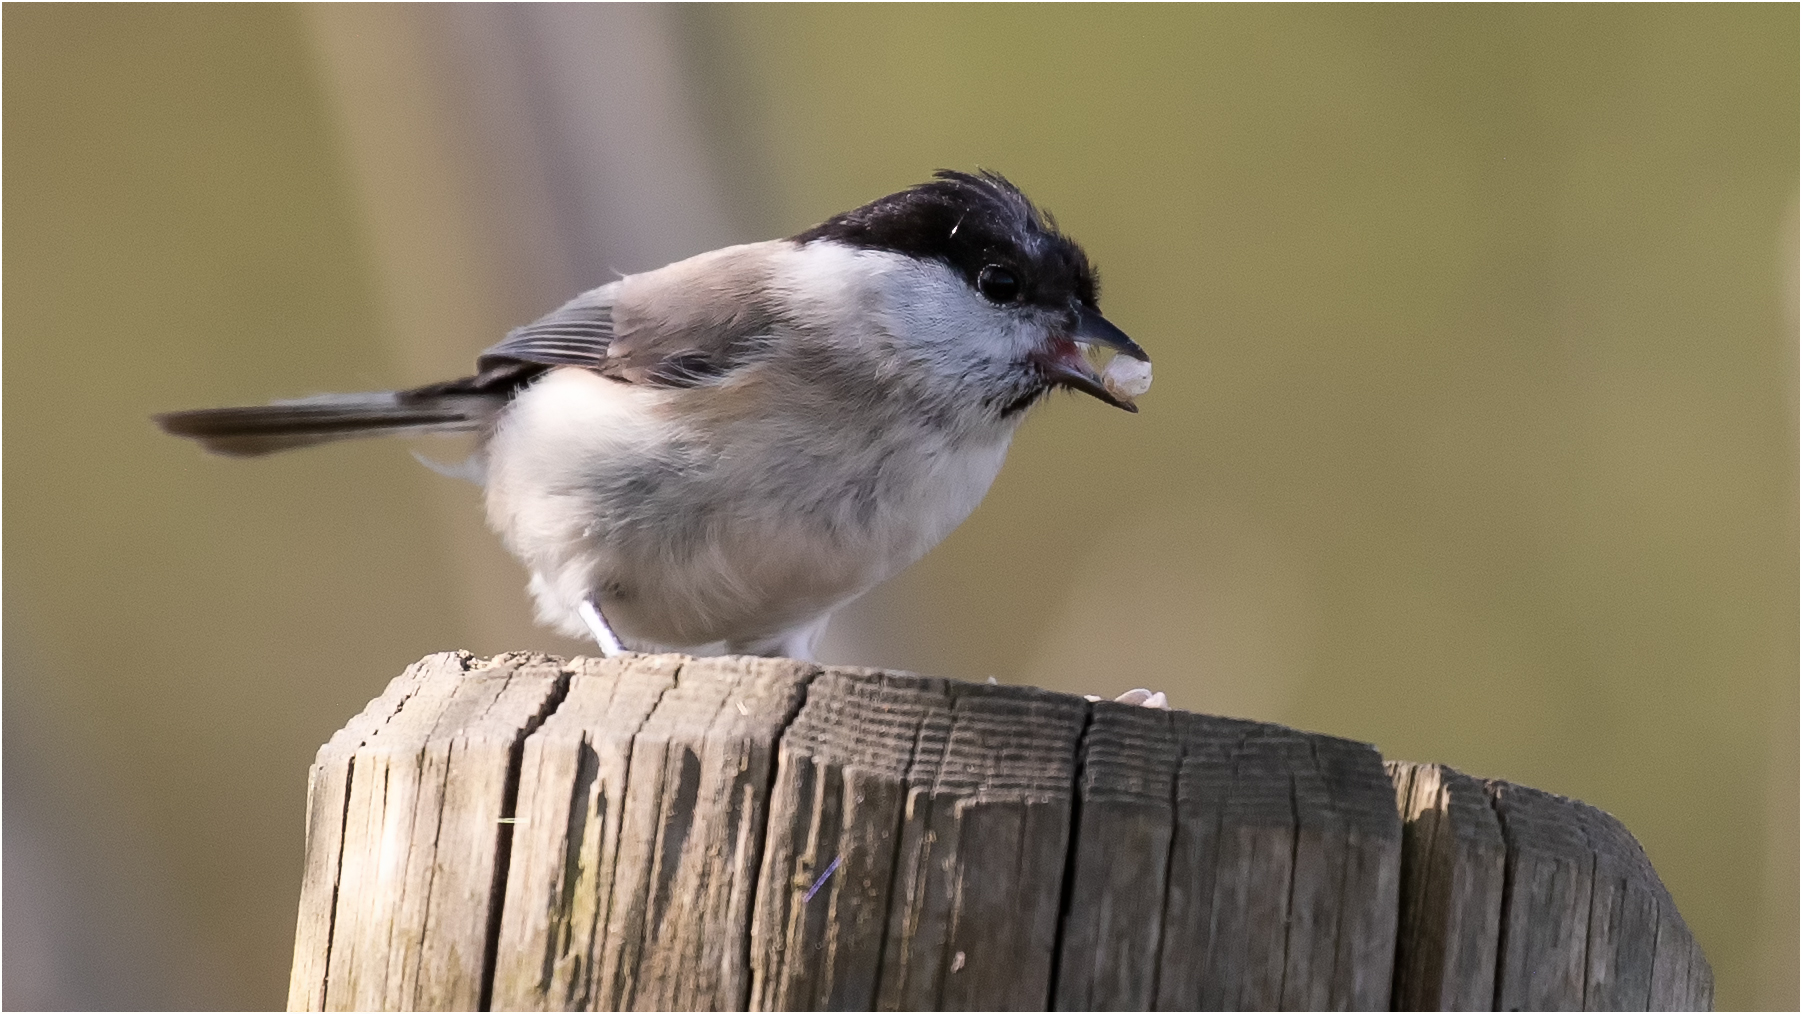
(977, 264), (1020, 303)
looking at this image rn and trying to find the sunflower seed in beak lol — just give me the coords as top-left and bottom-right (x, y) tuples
(1102, 355), (1154, 404)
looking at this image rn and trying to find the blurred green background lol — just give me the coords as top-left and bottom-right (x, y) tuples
(5, 5), (1794, 1009)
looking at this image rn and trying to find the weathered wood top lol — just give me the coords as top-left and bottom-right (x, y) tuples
(289, 652), (1712, 1011)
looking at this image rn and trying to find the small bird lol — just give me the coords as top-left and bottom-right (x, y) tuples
(158, 171), (1153, 664)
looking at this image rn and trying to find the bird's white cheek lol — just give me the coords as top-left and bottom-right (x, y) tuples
(883, 278), (1045, 382)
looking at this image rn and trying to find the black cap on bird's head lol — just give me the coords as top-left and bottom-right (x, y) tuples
(796, 170), (1098, 310)
(795, 170), (1149, 411)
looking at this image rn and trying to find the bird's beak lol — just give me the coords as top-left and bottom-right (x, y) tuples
(1074, 307), (1150, 363)
(1033, 308), (1149, 412)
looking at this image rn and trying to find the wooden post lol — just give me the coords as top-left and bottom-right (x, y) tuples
(289, 652), (1713, 1012)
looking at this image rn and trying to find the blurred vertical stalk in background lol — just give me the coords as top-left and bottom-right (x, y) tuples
(300, 4), (748, 657)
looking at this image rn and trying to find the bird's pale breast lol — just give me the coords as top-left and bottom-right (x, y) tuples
(484, 365), (1013, 653)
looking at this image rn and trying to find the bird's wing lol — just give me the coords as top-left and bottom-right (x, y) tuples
(477, 288), (620, 374)
(477, 244), (789, 390)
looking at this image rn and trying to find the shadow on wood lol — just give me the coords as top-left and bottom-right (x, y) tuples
(288, 652), (1712, 1011)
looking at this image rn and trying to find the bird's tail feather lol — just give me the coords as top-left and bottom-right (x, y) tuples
(155, 390), (498, 457)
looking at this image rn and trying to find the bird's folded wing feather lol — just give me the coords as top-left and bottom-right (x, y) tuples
(477, 289), (620, 373)
(476, 244), (787, 390)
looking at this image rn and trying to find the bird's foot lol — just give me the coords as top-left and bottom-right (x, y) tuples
(578, 598), (627, 657)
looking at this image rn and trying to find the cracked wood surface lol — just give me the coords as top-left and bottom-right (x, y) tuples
(1488, 779), (1714, 1012)
(1385, 763), (1712, 1011)
(1053, 702), (1177, 1011)
(289, 652), (570, 1012)
(1151, 715), (1402, 1011)
(871, 680), (1087, 1010)
(489, 655), (680, 1011)
(595, 655), (813, 1010)
(1388, 761), (1506, 1011)
(749, 667), (952, 1011)
(289, 654), (1712, 1011)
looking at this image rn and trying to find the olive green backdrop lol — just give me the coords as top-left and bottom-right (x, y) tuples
(6, 5), (1795, 1009)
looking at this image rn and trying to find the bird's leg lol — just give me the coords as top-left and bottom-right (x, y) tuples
(577, 598), (627, 657)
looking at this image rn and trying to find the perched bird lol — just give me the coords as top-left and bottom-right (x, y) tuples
(158, 171), (1153, 665)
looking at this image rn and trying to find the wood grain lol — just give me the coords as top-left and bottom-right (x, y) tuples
(489, 655), (681, 1011)
(874, 681), (1088, 1010)
(1490, 781), (1713, 1011)
(1053, 702), (1177, 1011)
(1387, 761), (1507, 1011)
(1153, 716), (1401, 1011)
(593, 655), (815, 1011)
(748, 667), (951, 1011)
(290, 653), (1711, 1012)
(289, 655), (439, 1011)
(291, 652), (569, 1011)
(1491, 782), (1593, 1009)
